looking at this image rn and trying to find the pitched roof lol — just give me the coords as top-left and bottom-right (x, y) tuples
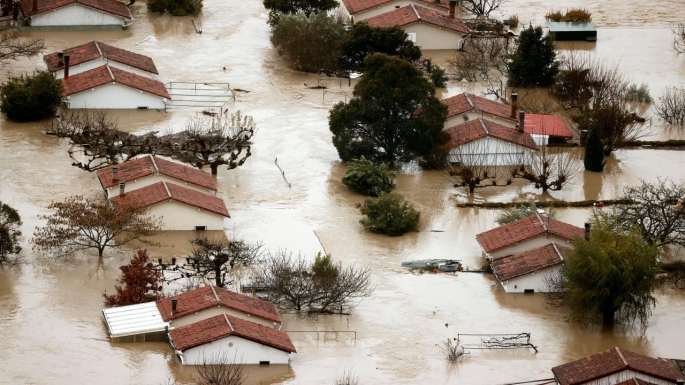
(96, 155), (217, 191)
(44, 41), (158, 75)
(476, 214), (585, 254)
(156, 285), (281, 323)
(445, 118), (539, 151)
(169, 313), (296, 353)
(19, 0), (132, 19)
(491, 243), (568, 281)
(552, 346), (683, 385)
(524, 114), (573, 139)
(61, 64), (171, 99)
(110, 181), (230, 217)
(614, 379), (658, 385)
(364, 5), (469, 34)
(342, 0), (448, 15)
(442, 93), (517, 122)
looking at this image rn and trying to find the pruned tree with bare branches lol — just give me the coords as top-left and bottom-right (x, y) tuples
(510, 148), (582, 192)
(448, 37), (510, 100)
(673, 22), (685, 53)
(0, 28), (45, 64)
(193, 350), (246, 385)
(654, 87), (685, 126)
(460, 0), (506, 18)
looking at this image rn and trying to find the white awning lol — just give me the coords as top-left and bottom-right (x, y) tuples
(102, 302), (169, 338)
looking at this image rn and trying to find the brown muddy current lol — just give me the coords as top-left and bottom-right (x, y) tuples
(1, 0), (685, 383)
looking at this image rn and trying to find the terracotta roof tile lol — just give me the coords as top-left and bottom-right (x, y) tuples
(524, 114), (573, 139)
(491, 243), (568, 281)
(110, 181), (230, 217)
(96, 155), (217, 191)
(445, 118), (539, 151)
(61, 64), (170, 99)
(156, 286), (281, 323)
(614, 379), (658, 385)
(364, 5), (469, 34)
(476, 214), (585, 254)
(169, 313), (296, 353)
(552, 347), (682, 385)
(20, 0), (132, 19)
(442, 93), (517, 122)
(109, 66), (170, 99)
(44, 41), (158, 75)
(342, 0), (447, 15)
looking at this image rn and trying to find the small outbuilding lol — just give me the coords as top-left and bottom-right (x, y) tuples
(18, 0), (133, 29)
(168, 314), (296, 365)
(340, 0), (449, 23)
(441, 93), (518, 129)
(102, 302), (169, 342)
(490, 243), (568, 293)
(521, 112), (574, 146)
(547, 22), (597, 42)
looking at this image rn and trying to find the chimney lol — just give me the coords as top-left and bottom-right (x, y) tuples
(112, 166), (118, 181)
(119, 181), (125, 196)
(57, 52), (64, 67)
(448, 0), (456, 18)
(584, 223), (591, 241)
(63, 54), (70, 79)
(32, 0), (37, 11)
(510, 93), (518, 118)
(171, 298), (178, 314)
(518, 111), (525, 133)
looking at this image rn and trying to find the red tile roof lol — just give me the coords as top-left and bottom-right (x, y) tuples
(442, 93), (517, 122)
(156, 285), (280, 323)
(342, 0), (448, 15)
(44, 41), (158, 75)
(614, 380), (658, 385)
(364, 5), (469, 34)
(110, 181), (230, 217)
(169, 313), (296, 353)
(96, 155), (217, 191)
(476, 214), (585, 254)
(491, 243), (568, 281)
(524, 114), (573, 139)
(19, 0), (132, 19)
(445, 118), (539, 151)
(61, 64), (171, 99)
(552, 347), (682, 385)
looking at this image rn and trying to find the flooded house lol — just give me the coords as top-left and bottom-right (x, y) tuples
(546, 22), (597, 42)
(521, 113), (574, 146)
(44, 41), (159, 79)
(168, 314), (296, 365)
(442, 93), (519, 129)
(551, 346), (684, 385)
(340, 0), (449, 23)
(109, 181), (229, 231)
(476, 214), (585, 260)
(17, 0), (133, 29)
(363, 3), (469, 50)
(490, 243), (569, 293)
(96, 155), (217, 199)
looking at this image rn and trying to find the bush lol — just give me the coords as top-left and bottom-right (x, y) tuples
(584, 128), (605, 172)
(357, 193), (420, 236)
(495, 202), (557, 225)
(342, 157), (396, 197)
(625, 83), (653, 104)
(430, 66), (448, 88)
(0, 70), (62, 122)
(509, 14), (519, 29)
(545, 8), (592, 23)
(147, 0), (202, 15)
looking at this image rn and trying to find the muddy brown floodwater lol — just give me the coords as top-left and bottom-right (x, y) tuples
(1, 0), (685, 383)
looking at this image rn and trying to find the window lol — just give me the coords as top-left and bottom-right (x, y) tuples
(524, 289), (534, 293)
(259, 361), (270, 365)
(195, 226), (207, 231)
(406, 32), (417, 43)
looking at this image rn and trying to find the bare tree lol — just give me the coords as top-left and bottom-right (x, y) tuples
(673, 22), (685, 53)
(0, 28), (45, 64)
(460, 0), (506, 18)
(438, 338), (467, 363)
(654, 87), (685, 126)
(449, 139), (523, 195)
(0, 200), (22, 264)
(257, 250), (316, 312)
(448, 37), (510, 100)
(194, 350), (246, 385)
(335, 368), (360, 385)
(511, 148), (582, 192)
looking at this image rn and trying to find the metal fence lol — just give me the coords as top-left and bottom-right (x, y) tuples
(164, 82), (235, 113)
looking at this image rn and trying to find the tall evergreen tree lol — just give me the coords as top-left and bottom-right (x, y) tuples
(507, 25), (559, 87)
(584, 128), (605, 172)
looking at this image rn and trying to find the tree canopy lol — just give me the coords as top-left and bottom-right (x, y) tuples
(339, 23), (422, 72)
(0, 28), (44, 65)
(342, 156), (396, 197)
(329, 54), (448, 163)
(507, 25), (559, 87)
(263, 0), (337, 25)
(357, 192), (420, 236)
(103, 250), (164, 307)
(584, 127), (605, 172)
(0, 70), (62, 122)
(0, 201), (22, 263)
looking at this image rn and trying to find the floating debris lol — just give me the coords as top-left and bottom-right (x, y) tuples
(401, 259), (462, 272)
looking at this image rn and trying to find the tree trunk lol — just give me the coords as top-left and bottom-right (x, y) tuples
(210, 163), (219, 175)
(602, 307), (615, 327)
(214, 264), (222, 287)
(98, 245), (105, 257)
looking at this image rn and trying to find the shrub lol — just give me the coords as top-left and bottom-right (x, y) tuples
(509, 14), (519, 29)
(0, 70), (62, 122)
(357, 193), (420, 236)
(495, 202), (557, 225)
(545, 8), (592, 23)
(625, 83), (653, 104)
(147, 0), (202, 16)
(430, 66), (448, 88)
(584, 128), (605, 172)
(342, 157), (396, 197)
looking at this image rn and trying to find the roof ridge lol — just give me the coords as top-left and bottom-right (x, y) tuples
(224, 313), (234, 332)
(162, 181), (171, 199)
(105, 64), (114, 82)
(479, 119), (489, 135)
(535, 213), (548, 232)
(464, 93), (474, 108)
(411, 4), (420, 19)
(93, 40), (104, 58)
(552, 242), (563, 261)
(209, 284), (221, 305)
(615, 346), (629, 367)
(149, 154), (159, 174)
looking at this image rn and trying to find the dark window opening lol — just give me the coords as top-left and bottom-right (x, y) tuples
(195, 226), (207, 231)
(259, 361), (270, 365)
(137, 106), (149, 110)
(524, 289), (534, 294)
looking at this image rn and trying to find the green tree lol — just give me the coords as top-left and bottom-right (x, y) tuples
(263, 0), (337, 26)
(339, 23), (422, 72)
(0, 70), (62, 122)
(357, 192), (420, 236)
(147, 0), (202, 15)
(553, 213), (659, 327)
(329, 54), (448, 163)
(584, 128), (605, 172)
(0, 201), (22, 263)
(507, 25), (559, 87)
(271, 13), (345, 73)
(342, 157), (396, 197)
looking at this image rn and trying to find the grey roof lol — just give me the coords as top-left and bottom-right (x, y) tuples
(102, 302), (168, 338)
(546, 22), (596, 32)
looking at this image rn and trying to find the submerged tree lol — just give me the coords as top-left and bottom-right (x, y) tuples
(507, 25), (559, 87)
(342, 156), (396, 197)
(339, 23), (422, 72)
(357, 192), (420, 236)
(263, 0), (337, 26)
(0, 70), (62, 122)
(193, 350), (246, 385)
(654, 87), (685, 126)
(448, 37), (510, 99)
(103, 250), (164, 307)
(0, 201), (22, 264)
(584, 128), (605, 172)
(673, 22), (685, 53)
(460, 0), (506, 18)
(0, 28), (45, 65)
(511, 149), (582, 192)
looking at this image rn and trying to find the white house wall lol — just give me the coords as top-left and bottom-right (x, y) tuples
(105, 174), (215, 198)
(402, 23), (463, 50)
(485, 236), (575, 260)
(180, 335), (290, 365)
(31, 4), (126, 26)
(530, 134), (549, 146)
(446, 112), (517, 129)
(448, 136), (534, 166)
(567, 370), (676, 385)
(147, 200), (226, 231)
(66, 83), (167, 109)
(499, 265), (562, 293)
(351, 1), (448, 22)
(169, 307), (279, 329)
(54, 59), (156, 79)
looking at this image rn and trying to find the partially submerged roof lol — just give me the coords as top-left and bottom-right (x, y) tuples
(61, 65), (171, 99)
(110, 181), (230, 217)
(45, 41), (158, 75)
(102, 302), (168, 338)
(552, 346), (682, 385)
(156, 285), (281, 323)
(524, 114), (573, 139)
(547, 22), (596, 32)
(476, 214), (585, 254)
(442, 93), (517, 122)
(491, 243), (568, 281)
(96, 155), (217, 191)
(342, 0), (448, 15)
(364, 5), (469, 34)
(445, 118), (539, 151)
(19, 0), (132, 19)
(169, 313), (296, 353)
